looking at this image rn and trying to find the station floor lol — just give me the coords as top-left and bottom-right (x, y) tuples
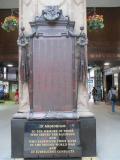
(0, 101), (120, 160)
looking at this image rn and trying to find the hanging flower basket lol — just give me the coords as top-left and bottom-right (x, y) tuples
(1, 16), (18, 32)
(87, 14), (104, 31)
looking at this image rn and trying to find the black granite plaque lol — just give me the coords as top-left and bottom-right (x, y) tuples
(24, 119), (81, 158)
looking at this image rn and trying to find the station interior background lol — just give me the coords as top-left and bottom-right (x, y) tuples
(0, 2), (120, 160)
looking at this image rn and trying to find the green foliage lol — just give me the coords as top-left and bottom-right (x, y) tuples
(87, 14), (104, 31)
(1, 16), (18, 32)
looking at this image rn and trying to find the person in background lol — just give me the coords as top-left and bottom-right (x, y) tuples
(92, 87), (97, 104)
(108, 86), (117, 112)
(15, 89), (19, 104)
(0, 86), (4, 102)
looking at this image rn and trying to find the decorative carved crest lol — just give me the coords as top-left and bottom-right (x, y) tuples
(30, 6), (75, 37)
(42, 6), (62, 21)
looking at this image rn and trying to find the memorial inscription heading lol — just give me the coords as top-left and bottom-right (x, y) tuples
(24, 119), (81, 158)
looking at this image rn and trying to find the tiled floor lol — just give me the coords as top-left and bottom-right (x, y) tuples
(0, 101), (18, 160)
(89, 101), (120, 160)
(0, 101), (120, 160)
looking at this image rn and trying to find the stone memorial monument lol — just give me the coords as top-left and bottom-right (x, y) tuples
(11, 0), (96, 160)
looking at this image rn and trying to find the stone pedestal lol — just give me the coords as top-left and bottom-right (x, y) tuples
(11, 112), (96, 160)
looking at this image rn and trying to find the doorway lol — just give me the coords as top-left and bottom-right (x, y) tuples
(106, 75), (112, 92)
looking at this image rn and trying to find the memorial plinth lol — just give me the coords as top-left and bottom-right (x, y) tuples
(11, 4), (96, 160)
(12, 112), (96, 159)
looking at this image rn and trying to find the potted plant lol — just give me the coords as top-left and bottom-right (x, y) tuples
(87, 14), (104, 31)
(1, 16), (18, 32)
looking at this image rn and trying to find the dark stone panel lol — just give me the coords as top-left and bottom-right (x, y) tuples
(24, 119), (81, 159)
(79, 117), (96, 157)
(11, 116), (96, 158)
(11, 118), (27, 158)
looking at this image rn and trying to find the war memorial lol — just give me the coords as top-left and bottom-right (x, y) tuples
(11, 0), (96, 159)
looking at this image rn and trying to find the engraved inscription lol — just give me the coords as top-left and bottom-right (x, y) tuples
(24, 120), (81, 158)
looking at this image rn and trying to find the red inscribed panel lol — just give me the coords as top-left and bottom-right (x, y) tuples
(33, 37), (74, 112)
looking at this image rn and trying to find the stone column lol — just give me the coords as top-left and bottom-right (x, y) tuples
(19, 0), (88, 112)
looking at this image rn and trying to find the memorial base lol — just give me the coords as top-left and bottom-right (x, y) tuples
(11, 111), (96, 159)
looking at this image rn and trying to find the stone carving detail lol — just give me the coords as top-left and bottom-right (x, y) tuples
(68, 26), (88, 45)
(78, 27), (88, 84)
(34, 6), (69, 24)
(17, 27), (30, 82)
(68, 26), (88, 83)
(17, 27), (29, 47)
(78, 26), (88, 46)
(30, 6), (74, 38)
(42, 6), (62, 21)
